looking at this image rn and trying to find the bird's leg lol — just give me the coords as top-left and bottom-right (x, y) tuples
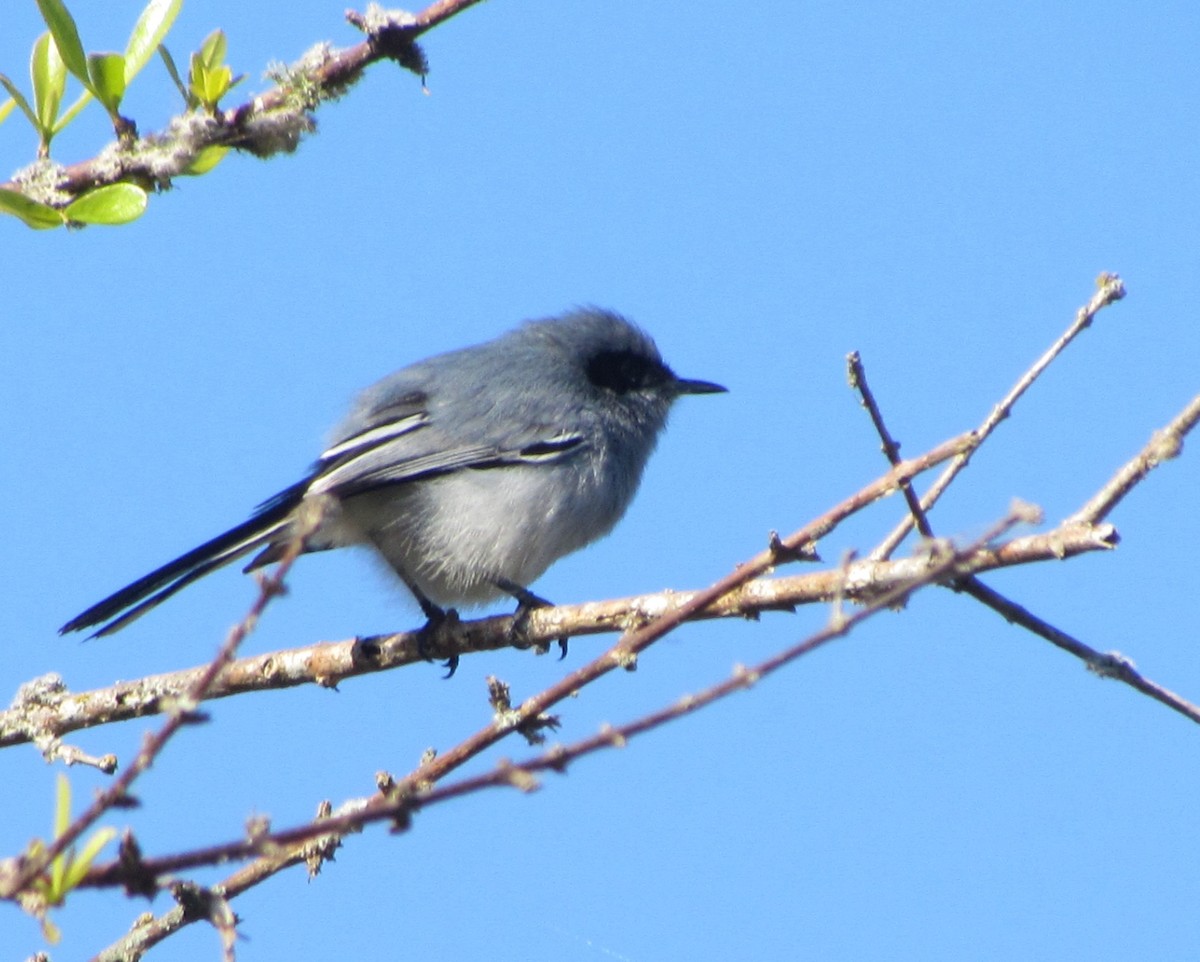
(495, 578), (568, 659)
(407, 580), (460, 677)
(496, 578), (553, 611)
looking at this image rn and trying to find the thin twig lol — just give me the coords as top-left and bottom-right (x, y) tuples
(4, 531), (308, 901)
(849, 328), (1200, 726)
(847, 350), (935, 539)
(414, 512), (1034, 806)
(871, 272), (1126, 560)
(1068, 392), (1200, 525)
(954, 578), (1200, 724)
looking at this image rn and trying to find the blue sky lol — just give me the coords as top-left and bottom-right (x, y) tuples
(3, 1), (1199, 959)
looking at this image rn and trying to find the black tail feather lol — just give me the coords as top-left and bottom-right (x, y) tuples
(59, 481), (308, 637)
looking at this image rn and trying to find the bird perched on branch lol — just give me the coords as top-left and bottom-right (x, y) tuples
(61, 308), (726, 643)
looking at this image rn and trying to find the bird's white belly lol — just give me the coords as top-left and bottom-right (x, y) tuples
(338, 460), (627, 607)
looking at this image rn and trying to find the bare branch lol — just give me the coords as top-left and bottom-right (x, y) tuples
(953, 578), (1200, 724)
(1, 531), (307, 902)
(847, 349), (936, 540)
(1068, 392), (1200, 525)
(6, 520), (1118, 747)
(6, 429), (1033, 749)
(82, 509), (1030, 904)
(871, 272), (1127, 560)
(847, 313), (1200, 726)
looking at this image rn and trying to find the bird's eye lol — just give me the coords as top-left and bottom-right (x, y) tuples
(586, 349), (670, 394)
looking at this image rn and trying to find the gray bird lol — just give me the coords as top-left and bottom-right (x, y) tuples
(61, 308), (725, 641)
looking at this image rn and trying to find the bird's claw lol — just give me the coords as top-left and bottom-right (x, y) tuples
(414, 604), (461, 678)
(495, 579), (568, 658)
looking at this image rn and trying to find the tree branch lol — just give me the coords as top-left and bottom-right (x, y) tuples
(8, 428), (1074, 752)
(845, 288), (1200, 727)
(82, 509), (1031, 900)
(1068, 392), (1200, 525)
(871, 272), (1127, 559)
(2, 0), (485, 206)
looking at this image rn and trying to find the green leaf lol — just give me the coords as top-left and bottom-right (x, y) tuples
(54, 774), (71, 839)
(87, 52), (126, 113)
(187, 56), (201, 100)
(34, 0), (88, 89)
(0, 99), (16, 125)
(198, 29), (227, 72)
(64, 826), (116, 890)
(203, 64), (232, 104)
(187, 55), (209, 107)
(31, 33), (67, 132)
(64, 183), (148, 224)
(182, 143), (227, 175)
(124, 0), (182, 84)
(188, 31), (232, 109)
(0, 189), (62, 229)
(49, 774), (71, 897)
(0, 73), (39, 129)
(41, 916), (62, 945)
(157, 44), (190, 103)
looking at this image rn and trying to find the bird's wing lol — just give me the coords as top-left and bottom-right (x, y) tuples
(309, 369), (588, 499)
(309, 420), (587, 499)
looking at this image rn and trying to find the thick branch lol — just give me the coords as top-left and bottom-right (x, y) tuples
(82, 511), (1029, 896)
(6, 433), (1122, 751)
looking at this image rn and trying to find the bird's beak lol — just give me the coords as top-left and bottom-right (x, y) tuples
(674, 376), (727, 396)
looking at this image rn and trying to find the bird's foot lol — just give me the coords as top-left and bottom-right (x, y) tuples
(496, 579), (568, 660)
(415, 601), (461, 678)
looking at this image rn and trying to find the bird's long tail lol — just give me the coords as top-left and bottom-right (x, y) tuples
(59, 481), (310, 638)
